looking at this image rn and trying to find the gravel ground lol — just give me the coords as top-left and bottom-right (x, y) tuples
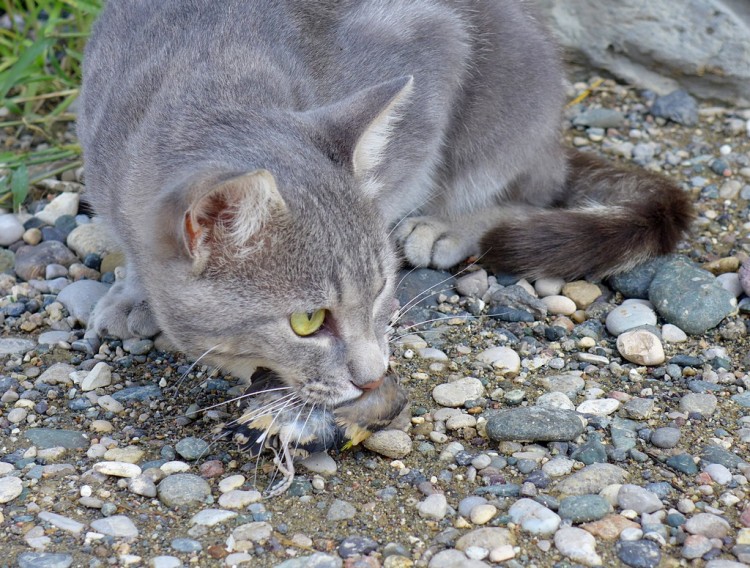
(1, 76), (750, 568)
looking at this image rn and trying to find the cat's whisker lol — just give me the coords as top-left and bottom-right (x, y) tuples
(223, 394), (299, 430)
(172, 344), (223, 391)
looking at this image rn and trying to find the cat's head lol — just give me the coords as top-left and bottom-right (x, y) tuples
(144, 76), (414, 409)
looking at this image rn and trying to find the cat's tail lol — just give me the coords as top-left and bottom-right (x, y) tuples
(479, 149), (694, 281)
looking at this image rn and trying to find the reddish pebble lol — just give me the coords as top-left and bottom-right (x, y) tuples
(608, 391), (631, 402)
(741, 505), (750, 527)
(695, 472), (712, 485)
(207, 545), (228, 559)
(199, 460), (224, 478)
(345, 556), (381, 568)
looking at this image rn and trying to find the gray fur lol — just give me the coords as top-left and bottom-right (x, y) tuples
(79, 1), (686, 411)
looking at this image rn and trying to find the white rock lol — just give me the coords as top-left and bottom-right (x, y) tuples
(542, 457), (575, 477)
(217, 490), (262, 509)
(160, 461), (191, 474)
(605, 303), (657, 336)
(80, 362), (112, 391)
(93, 461), (142, 478)
(704, 463), (733, 485)
(536, 391), (575, 410)
(554, 526), (602, 566)
(218, 475), (246, 494)
(38, 511), (86, 534)
(717, 272), (743, 298)
(470, 504), (497, 525)
(97, 395), (124, 413)
(662, 323), (688, 343)
(417, 347), (448, 361)
(66, 222), (120, 258)
(542, 295), (577, 315)
(0, 476), (23, 503)
(417, 493), (448, 520)
(455, 269), (489, 297)
(189, 509), (238, 526)
(446, 413), (477, 430)
(489, 544), (515, 562)
(534, 277), (566, 297)
(0, 214), (24, 246)
(362, 429), (412, 458)
(476, 346), (520, 373)
(7, 408), (28, 424)
(299, 452), (338, 475)
(35, 192), (80, 225)
(576, 398), (620, 416)
(90, 515), (138, 539)
(508, 498), (561, 535)
(616, 328), (665, 365)
(432, 377), (485, 407)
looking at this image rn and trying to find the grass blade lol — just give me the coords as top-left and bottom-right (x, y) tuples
(10, 164), (30, 213)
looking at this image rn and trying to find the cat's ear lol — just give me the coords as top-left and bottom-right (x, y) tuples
(350, 76), (414, 182)
(317, 76), (414, 195)
(183, 169), (285, 268)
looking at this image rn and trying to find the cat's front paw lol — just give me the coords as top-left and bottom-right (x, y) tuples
(395, 216), (474, 269)
(89, 279), (160, 339)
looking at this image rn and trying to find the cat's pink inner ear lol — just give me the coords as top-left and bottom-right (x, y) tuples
(184, 169), (285, 256)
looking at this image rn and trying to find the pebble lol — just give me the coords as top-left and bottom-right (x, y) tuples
(455, 527), (514, 551)
(38, 511), (85, 534)
(93, 461), (142, 478)
(475, 346), (521, 373)
(508, 498), (561, 535)
(556, 463), (628, 496)
(539, 374), (585, 399)
(218, 490), (262, 509)
(649, 258), (735, 335)
(416, 493), (448, 520)
(679, 392), (718, 415)
(455, 269), (488, 297)
(80, 361), (112, 391)
(650, 89), (698, 125)
(0, 213), (24, 246)
(56, 279), (110, 326)
(650, 427), (681, 448)
(128, 475), (157, 498)
(171, 538), (202, 553)
(617, 484), (663, 513)
(362, 429), (412, 458)
(175, 437), (209, 461)
(0, 476), (23, 503)
(157, 474), (211, 508)
(327, 499), (358, 521)
(682, 534), (713, 559)
(35, 192), (80, 225)
(616, 540), (661, 568)
(299, 452), (338, 475)
(542, 295), (577, 315)
(432, 377), (485, 407)
(25, 428), (87, 449)
(428, 550), (488, 568)
(189, 509), (238, 527)
(486, 407), (584, 441)
(661, 323), (687, 343)
(562, 281), (601, 308)
(15, 240), (77, 281)
(90, 514), (139, 538)
(704, 463), (732, 485)
(0, 337), (37, 355)
(717, 272), (743, 297)
(581, 515), (640, 541)
(606, 303), (657, 336)
(558, 494), (611, 522)
(577, 398), (620, 416)
(66, 222), (120, 258)
(469, 504), (497, 525)
(17, 553), (73, 568)
(616, 328), (665, 365)
(684, 512), (731, 538)
(534, 277), (566, 297)
(554, 526), (602, 566)
(149, 556), (182, 568)
(338, 536), (378, 558)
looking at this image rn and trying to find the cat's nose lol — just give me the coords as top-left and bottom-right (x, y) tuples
(358, 375), (385, 391)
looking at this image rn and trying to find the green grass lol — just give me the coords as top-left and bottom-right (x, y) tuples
(0, 0), (101, 210)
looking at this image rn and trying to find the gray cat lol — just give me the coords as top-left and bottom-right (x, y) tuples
(78, 1), (692, 449)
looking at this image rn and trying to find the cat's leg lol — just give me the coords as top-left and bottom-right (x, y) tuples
(89, 266), (160, 339)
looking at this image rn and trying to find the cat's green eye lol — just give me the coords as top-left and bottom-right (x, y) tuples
(290, 309), (326, 336)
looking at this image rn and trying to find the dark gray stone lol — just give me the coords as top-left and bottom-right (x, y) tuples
(571, 107), (626, 128)
(700, 444), (747, 469)
(649, 258), (735, 334)
(14, 241), (77, 281)
(25, 428), (88, 449)
(608, 257), (669, 299)
(111, 385), (162, 402)
(485, 407), (584, 442)
(650, 89), (699, 125)
(616, 540), (661, 568)
(557, 494), (610, 523)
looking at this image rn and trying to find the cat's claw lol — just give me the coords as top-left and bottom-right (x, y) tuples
(90, 279), (160, 339)
(396, 216), (475, 269)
